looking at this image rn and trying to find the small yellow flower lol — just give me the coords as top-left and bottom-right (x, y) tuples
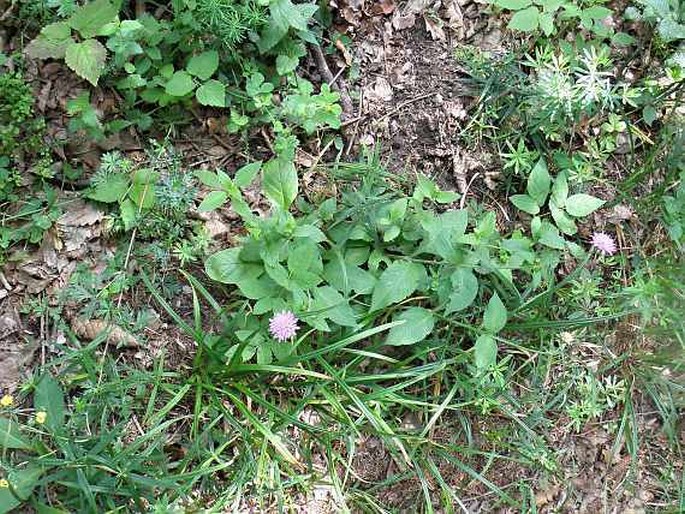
(0, 394), (13, 407)
(0, 479), (9, 489)
(35, 411), (47, 425)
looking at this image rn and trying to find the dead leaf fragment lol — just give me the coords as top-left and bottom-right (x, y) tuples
(72, 318), (138, 347)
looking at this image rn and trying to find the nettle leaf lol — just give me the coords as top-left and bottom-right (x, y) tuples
(205, 247), (261, 285)
(65, 39), (107, 86)
(87, 174), (129, 203)
(510, 194), (540, 215)
(276, 54), (300, 75)
(445, 268), (479, 314)
(371, 261), (426, 312)
(196, 79), (226, 107)
(474, 334), (498, 369)
(25, 22), (72, 59)
(68, 0), (118, 39)
(551, 171), (569, 207)
(496, 0), (532, 9)
(187, 50), (219, 80)
(508, 6), (540, 31)
(34, 374), (65, 431)
(537, 221), (566, 249)
(234, 161), (262, 188)
(258, 0), (318, 52)
(0, 417), (30, 450)
(165, 70), (195, 97)
(312, 286), (357, 327)
(263, 158), (298, 210)
(565, 194), (605, 217)
(527, 158), (551, 206)
(482, 292), (507, 334)
(386, 307), (435, 346)
(198, 190), (228, 212)
(550, 202), (577, 235)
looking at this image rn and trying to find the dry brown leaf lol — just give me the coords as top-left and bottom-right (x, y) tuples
(423, 15), (446, 40)
(71, 318), (138, 347)
(370, 0), (396, 15)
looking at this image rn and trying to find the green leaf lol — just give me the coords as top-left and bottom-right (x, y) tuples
(496, 0), (532, 9)
(187, 50), (219, 80)
(508, 6), (540, 31)
(195, 80), (226, 107)
(312, 286), (357, 327)
(0, 417), (30, 450)
(550, 202), (577, 235)
(198, 190), (228, 212)
(34, 374), (65, 431)
(234, 161), (262, 188)
(120, 198), (137, 231)
(582, 5), (612, 19)
(87, 174), (129, 203)
(565, 194), (605, 217)
(537, 221), (566, 249)
(474, 334), (498, 369)
(445, 268), (479, 314)
(483, 292), (507, 334)
(386, 307), (435, 346)
(0, 466), (42, 514)
(65, 39), (107, 86)
(276, 54), (300, 75)
(25, 22), (72, 60)
(527, 158), (551, 205)
(539, 10), (555, 35)
(370, 261), (426, 312)
(68, 0), (118, 38)
(323, 260), (376, 295)
(165, 70), (195, 97)
(642, 105), (657, 126)
(551, 171), (568, 207)
(205, 248), (262, 285)
(510, 194), (540, 215)
(262, 158), (298, 210)
(258, 0), (318, 52)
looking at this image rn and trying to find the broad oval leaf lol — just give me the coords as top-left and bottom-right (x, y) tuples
(565, 194), (605, 217)
(507, 6), (540, 31)
(205, 248), (261, 285)
(483, 292), (507, 334)
(34, 374), (65, 431)
(527, 158), (551, 205)
(65, 39), (107, 86)
(445, 268), (479, 313)
(68, 0), (118, 39)
(510, 194), (540, 215)
(0, 417), (30, 450)
(474, 334), (498, 369)
(262, 158), (298, 210)
(165, 70), (195, 97)
(386, 307), (435, 346)
(25, 22), (72, 60)
(370, 261), (426, 312)
(496, 0), (532, 8)
(198, 190), (228, 212)
(196, 79), (226, 107)
(187, 50), (219, 80)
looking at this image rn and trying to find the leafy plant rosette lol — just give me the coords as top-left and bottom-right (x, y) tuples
(201, 157), (601, 370)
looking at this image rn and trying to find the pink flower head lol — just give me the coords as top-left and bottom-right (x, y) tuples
(269, 311), (299, 342)
(590, 232), (617, 255)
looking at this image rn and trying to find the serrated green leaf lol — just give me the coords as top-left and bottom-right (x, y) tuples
(0, 465), (42, 513)
(527, 158), (551, 205)
(187, 50), (219, 80)
(551, 171), (569, 207)
(198, 190), (228, 212)
(65, 39), (107, 86)
(68, 0), (118, 39)
(34, 374), (65, 431)
(510, 194), (540, 215)
(445, 268), (479, 314)
(262, 158), (298, 210)
(205, 248), (262, 285)
(195, 79), (226, 107)
(0, 417), (30, 450)
(87, 174), (129, 203)
(25, 22), (72, 60)
(276, 54), (299, 75)
(234, 161), (262, 188)
(120, 198), (137, 231)
(496, 0), (532, 9)
(550, 202), (577, 235)
(258, 0), (318, 52)
(474, 334), (498, 369)
(371, 261), (426, 312)
(312, 286), (357, 327)
(386, 307), (435, 345)
(165, 70), (195, 97)
(508, 6), (540, 31)
(565, 194), (605, 217)
(582, 5), (612, 19)
(483, 292), (507, 334)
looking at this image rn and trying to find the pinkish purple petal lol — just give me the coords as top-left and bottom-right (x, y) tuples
(269, 311), (299, 342)
(590, 232), (617, 255)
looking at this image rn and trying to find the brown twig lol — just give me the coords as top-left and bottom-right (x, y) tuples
(311, 45), (354, 116)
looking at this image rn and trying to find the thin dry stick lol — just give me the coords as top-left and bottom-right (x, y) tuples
(311, 45), (354, 115)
